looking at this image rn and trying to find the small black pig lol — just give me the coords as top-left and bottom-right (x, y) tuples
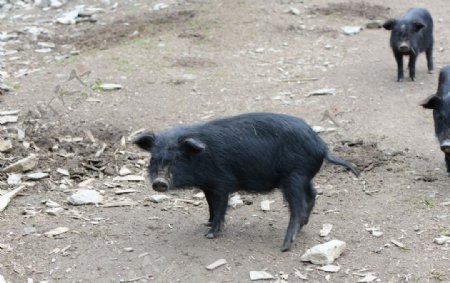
(134, 112), (359, 251)
(383, 8), (434, 82)
(421, 66), (450, 175)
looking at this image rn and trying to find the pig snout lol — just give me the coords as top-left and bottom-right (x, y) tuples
(440, 140), (450, 153)
(152, 177), (170, 192)
(398, 41), (410, 52)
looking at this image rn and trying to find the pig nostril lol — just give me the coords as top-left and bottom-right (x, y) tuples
(152, 180), (169, 192)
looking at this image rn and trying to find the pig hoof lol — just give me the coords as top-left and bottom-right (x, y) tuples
(281, 243), (291, 252)
(397, 78), (403, 82)
(428, 70), (434, 74)
(204, 221), (212, 227)
(410, 77), (415, 81)
(205, 232), (215, 239)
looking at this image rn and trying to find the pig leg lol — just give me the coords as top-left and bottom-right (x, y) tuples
(205, 190), (229, 239)
(203, 190), (214, 226)
(302, 183), (317, 226)
(445, 153), (450, 176)
(394, 52), (404, 82)
(281, 175), (309, 252)
(408, 53), (418, 81)
(426, 46), (434, 73)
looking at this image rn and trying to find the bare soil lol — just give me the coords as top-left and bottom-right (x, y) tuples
(1, 0), (450, 282)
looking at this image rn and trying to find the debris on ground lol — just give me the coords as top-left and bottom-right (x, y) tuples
(300, 240), (347, 265)
(206, 258), (227, 270)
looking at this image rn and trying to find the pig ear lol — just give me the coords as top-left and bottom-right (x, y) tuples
(412, 21), (426, 32)
(382, 19), (396, 30)
(182, 138), (206, 154)
(421, 95), (441, 109)
(133, 132), (155, 152)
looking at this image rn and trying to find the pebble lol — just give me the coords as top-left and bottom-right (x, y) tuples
(206, 258), (227, 270)
(0, 139), (13, 152)
(57, 168), (70, 176)
(319, 223), (333, 237)
(123, 247), (134, 252)
(0, 274), (5, 283)
(44, 227), (69, 237)
(7, 173), (22, 185)
(46, 207), (64, 216)
(300, 239), (347, 265)
(147, 194), (170, 203)
(318, 264), (341, 273)
(249, 271), (274, 281)
(434, 235), (450, 245)
(67, 189), (103, 205)
(260, 200), (271, 211)
(98, 83), (123, 91)
(341, 26), (362, 35)
(119, 166), (132, 176)
(391, 239), (405, 248)
(24, 172), (49, 180)
(228, 193), (243, 208)
(193, 192), (205, 200)
(289, 7), (300, 15)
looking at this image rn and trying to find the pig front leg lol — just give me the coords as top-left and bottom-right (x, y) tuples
(394, 51), (404, 82)
(408, 53), (418, 81)
(445, 153), (450, 176)
(204, 190), (229, 239)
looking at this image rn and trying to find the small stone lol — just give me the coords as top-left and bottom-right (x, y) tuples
(0, 139), (13, 152)
(56, 9), (79, 25)
(57, 168), (70, 176)
(193, 192), (205, 200)
(0, 115), (18, 125)
(300, 240), (347, 265)
(7, 173), (22, 185)
(2, 154), (38, 173)
(46, 207), (64, 216)
(372, 231), (384, 237)
(44, 200), (60, 208)
(24, 172), (49, 180)
(98, 83), (123, 91)
(147, 194), (170, 203)
(119, 166), (132, 176)
(434, 235), (450, 245)
(35, 48), (52, 53)
(123, 247), (134, 252)
(67, 190), (103, 205)
(318, 265), (341, 273)
(358, 273), (378, 282)
(341, 26), (362, 35)
(0, 274), (5, 283)
(320, 223), (333, 237)
(260, 200), (271, 211)
(37, 42), (55, 48)
(228, 194), (243, 208)
(249, 271), (274, 281)
(206, 259), (227, 270)
(312, 126), (336, 133)
(391, 239), (405, 248)
(289, 7), (300, 15)
(153, 3), (169, 10)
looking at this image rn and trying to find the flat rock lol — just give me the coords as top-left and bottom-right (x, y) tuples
(67, 189), (103, 205)
(0, 115), (18, 125)
(57, 168), (70, 176)
(228, 194), (243, 208)
(2, 154), (38, 173)
(206, 258), (227, 270)
(434, 235), (450, 245)
(24, 172), (49, 180)
(113, 175), (145, 182)
(320, 223), (333, 237)
(46, 207), (64, 216)
(98, 83), (122, 91)
(341, 26), (362, 35)
(7, 173), (22, 185)
(147, 194), (170, 203)
(300, 239), (347, 265)
(249, 271), (274, 281)
(0, 274), (6, 283)
(318, 264), (341, 273)
(260, 200), (271, 211)
(193, 192), (205, 199)
(44, 227), (69, 237)
(119, 166), (132, 176)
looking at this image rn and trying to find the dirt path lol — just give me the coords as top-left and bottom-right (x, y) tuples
(1, 0), (449, 282)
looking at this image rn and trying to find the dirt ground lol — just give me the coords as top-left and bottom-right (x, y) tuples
(1, 0), (450, 282)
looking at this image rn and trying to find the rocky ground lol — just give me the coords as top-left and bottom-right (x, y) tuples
(1, 0), (450, 282)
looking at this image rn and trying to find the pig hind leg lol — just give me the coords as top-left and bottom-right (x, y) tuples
(445, 153), (450, 176)
(204, 190), (229, 239)
(203, 190), (214, 226)
(280, 175), (311, 252)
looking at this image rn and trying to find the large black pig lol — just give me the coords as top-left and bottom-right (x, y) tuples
(134, 112), (359, 251)
(383, 8), (434, 82)
(421, 66), (450, 175)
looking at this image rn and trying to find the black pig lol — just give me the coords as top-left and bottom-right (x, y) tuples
(134, 112), (359, 251)
(421, 66), (450, 175)
(383, 8), (434, 81)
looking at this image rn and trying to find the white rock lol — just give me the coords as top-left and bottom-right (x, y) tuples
(193, 192), (205, 200)
(0, 139), (13, 152)
(434, 235), (450, 245)
(300, 240), (347, 265)
(312, 126), (336, 133)
(46, 207), (64, 216)
(45, 200), (60, 207)
(228, 194), (243, 208)
(147, 194), (170, 203)
(119, 166), (132, 176)
(318, 264), (341, 273)
(57, 168), (70, 176)
(372, 231), (384, 237)
(24, 172), (49, 180)
(0, 274), (6, 283)
(113, 175), (145, 182)
(98, 83), (122, 90)
(289, 7), (300, 15)
(50, 0), (63, 8)
(341, 26), (362, 35)
(37, 41), (55, 48)
(67, 189), (103, 205)
(260, 200), (271, 211)
(249, 271), (274, 281)
(320, 223), (333, 237)
(206, 258), (227, 270)
(391, 239), (405, 248)
(358, 273), (378, 282)
(153, 3), (169, 10)
(35, 48), (52, 53)
(7, 173), (22, 185)
(0, 115), (18, 125)
(56, 9), (79, 25)
(2, 154), (38, 173)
